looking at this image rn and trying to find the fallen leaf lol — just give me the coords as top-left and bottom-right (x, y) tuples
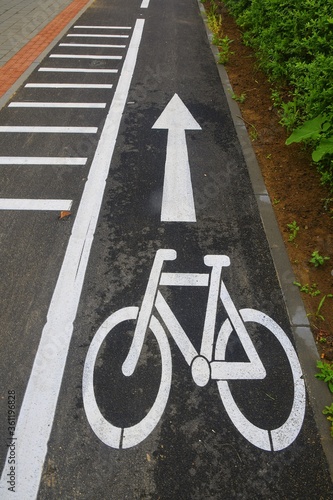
(59, 211), (72, 220)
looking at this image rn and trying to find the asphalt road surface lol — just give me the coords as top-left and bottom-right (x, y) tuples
(0, 0), (332, 498)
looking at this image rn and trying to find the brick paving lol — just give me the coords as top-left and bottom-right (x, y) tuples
(0, 0), (91, 99)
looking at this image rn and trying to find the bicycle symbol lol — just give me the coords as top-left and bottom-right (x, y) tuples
(83, 249), (306, 451)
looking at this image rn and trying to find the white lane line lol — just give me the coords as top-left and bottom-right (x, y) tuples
(67, 34), (129, 38)
(59, 43), (126, 48)
(0, 199), (72, 211)
(25, 83), (113, 89)
(0, 157), (87, 165)
(0, 126), (97, 133)
(50, 54), (122, 59)
(39, 67), (118, 73)
(74, 25), (132, 29)
(9, 102), (107, 108)
(141, 0), (151, 7)
(0, 18), (145, 499)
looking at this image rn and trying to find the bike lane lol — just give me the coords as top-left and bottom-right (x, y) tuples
(0, 0), (332, 498)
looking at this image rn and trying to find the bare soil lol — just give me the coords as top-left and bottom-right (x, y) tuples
(212, 3), (333, 358)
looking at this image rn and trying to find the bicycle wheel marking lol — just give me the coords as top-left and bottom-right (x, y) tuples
(216, 309), (306, 451)
(0, 18), (145, 499)
(83, 308), (172, 449)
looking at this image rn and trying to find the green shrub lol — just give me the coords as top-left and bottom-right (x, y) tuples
(222, 0), (333, 189)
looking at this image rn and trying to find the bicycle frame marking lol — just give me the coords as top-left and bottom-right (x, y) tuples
(123, 249), (266, 384)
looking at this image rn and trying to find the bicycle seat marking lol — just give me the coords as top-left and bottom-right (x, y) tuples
(83, 249), (306, 451)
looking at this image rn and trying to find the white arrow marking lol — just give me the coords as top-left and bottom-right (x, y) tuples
(152, 93), (201, 222)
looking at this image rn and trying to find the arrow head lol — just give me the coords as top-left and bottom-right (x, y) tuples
(152, 93), (201, 131)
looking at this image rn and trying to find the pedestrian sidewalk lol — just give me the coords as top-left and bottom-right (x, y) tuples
(0, 0), (92, 102)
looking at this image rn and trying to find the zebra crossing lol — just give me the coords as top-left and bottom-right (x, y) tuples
(0, 24), (132, 212)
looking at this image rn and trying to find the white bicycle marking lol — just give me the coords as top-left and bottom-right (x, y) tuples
(83, 250), (306, 451)
(0, 19), (145, 499)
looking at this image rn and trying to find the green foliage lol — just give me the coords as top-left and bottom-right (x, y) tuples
(206, 4), (233, 65)
(293, 282), (321, 297)
(222, 0), (333, 188)
(231, 91), (246, 104)
(309, 294), (333, 321)
(287, 220), (299, 242)
(316, 361), (333, 437)
(309, 250), (330, 267)
(286, 114), (333, 166)
(316, 361), (333, 393)
(217, 35), (233, 64)
(323, 404), (333, 438)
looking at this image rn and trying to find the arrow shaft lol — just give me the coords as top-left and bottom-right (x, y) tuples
(161, 129), (196, 222)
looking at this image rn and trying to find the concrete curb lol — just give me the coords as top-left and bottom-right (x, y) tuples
(198, 0), (333, 478)
(0, 0), (95, 111)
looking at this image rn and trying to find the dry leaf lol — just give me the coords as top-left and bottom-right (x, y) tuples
(59, 211), (71, 220)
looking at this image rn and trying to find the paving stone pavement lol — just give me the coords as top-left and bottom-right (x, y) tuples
(0, 0), (91, 101)
(0, 0), (73, 66)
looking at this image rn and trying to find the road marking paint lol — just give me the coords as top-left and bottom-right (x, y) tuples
(0, 199), (72, 211)
(0, 18), (145, 499)
(67, 34), (129, 38)
(39, 67), (118, 73)
(152, 93), (201, 222)
(160, 272), (209, 287)
(59, 43), (126, 48)
(25, 83), (113, 89)
(9, 102), (107, 108)
(74, 25), (132, 29)
(50, 54), (122, 59)
(0, 126), (98, 133)
(0, 157), (87, 165)
(141, 0), (151, 7)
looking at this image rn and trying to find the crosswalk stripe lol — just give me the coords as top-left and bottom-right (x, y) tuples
(0, 199), (72, 211)
(0, 126), (98, 133)
(9, 102), (107, 108)
(25, 83), (113, 89)
(0, 157), (87, 165)
(39, 67), (117, 73)
(50, 54), (122, 59)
